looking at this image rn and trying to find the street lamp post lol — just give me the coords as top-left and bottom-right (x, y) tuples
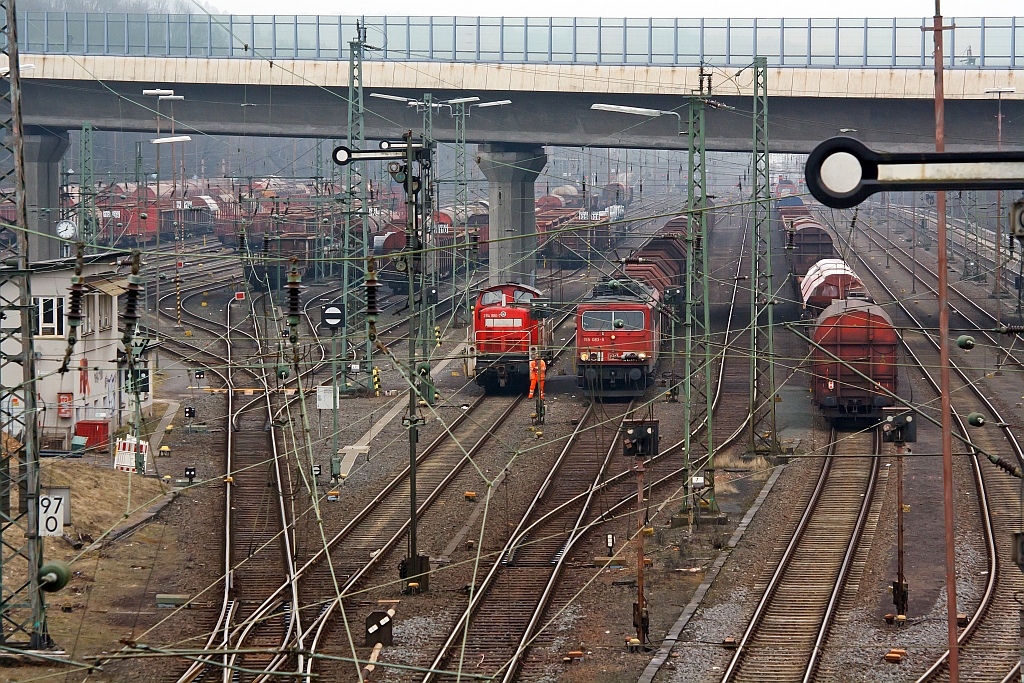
(160, 95), (185, 329)
(985, 87), (1015, 325)
(142, 89), (174, 371)
(369, 94), (512, 326)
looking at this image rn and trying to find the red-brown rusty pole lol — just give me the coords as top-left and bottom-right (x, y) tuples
(636, 459), (646, 645)
(930, 2), (961, 679)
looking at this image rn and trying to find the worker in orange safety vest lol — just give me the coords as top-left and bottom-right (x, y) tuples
(528, 356), (546, 400)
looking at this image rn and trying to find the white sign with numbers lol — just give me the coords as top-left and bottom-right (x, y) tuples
(38, 496), (65, 537)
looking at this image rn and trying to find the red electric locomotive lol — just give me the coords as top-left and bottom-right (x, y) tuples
(576, 223), (686, 399)
(576, 280), (660, 399)
(470, 283), (551, 392)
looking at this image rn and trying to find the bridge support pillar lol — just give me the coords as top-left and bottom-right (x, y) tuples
(23, 129), (70, 263)
(476, 144), (547, 287)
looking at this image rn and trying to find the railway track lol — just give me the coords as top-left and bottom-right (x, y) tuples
(838, 226), (1022, 683)
(852, 219), (1024, 374)
(414, 204), (748, 683)
(164, 195), (690, 680)
(720, 428), (880, 683)
(172, 291), (299, 683)
(421, 401), (636, 683)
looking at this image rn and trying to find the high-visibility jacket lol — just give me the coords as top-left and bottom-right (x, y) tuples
(529, 358), (547, 399)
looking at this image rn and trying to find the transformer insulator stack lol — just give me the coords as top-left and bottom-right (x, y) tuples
(121, 251), (142, 353)
(286, 257), (302, 348)
(59, 243), (86, 374)
(786, 228), (795, 249)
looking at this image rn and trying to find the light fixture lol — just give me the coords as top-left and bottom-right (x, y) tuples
(445, 96), (481, 105)
(839, 128), (858, 133)
(985, 87), (1016, 94)
(159, 95), (184, 101)
(151, 135), (192, 144)
(369, 93), (415, 103)
(143, 89), (174, 96)
(592, 103), (665, 117)
(591, 103), (686, 135)
(475, 99), (512, 108)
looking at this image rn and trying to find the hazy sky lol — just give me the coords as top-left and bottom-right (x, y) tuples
(200, 0), (1019, 18)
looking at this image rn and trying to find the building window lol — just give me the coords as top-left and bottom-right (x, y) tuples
(32, 297), (65, 337)
(83, 295), (96, 335)
(98, 294), (112, 331)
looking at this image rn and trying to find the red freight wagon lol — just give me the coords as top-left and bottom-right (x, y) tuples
(811, 300), (898, 420)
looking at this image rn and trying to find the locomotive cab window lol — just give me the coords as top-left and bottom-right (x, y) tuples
(581, 310), (645, 331)
(479, 290), (503, 306)
(512, 289), (535, 303)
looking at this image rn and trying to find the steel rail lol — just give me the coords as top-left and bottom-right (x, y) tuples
(853, 218), (1024, 375)
(419, 205), (746, 683)
(718, 428), (879, 683)
(841, 227), (1011, 683)
(420, 401), (636, 683)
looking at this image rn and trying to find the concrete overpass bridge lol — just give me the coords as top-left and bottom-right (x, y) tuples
(8, 13), (1024, 261)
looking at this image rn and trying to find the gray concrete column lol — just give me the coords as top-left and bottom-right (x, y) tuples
(23, 130), (70, 263)
(476, 144), (547, 286)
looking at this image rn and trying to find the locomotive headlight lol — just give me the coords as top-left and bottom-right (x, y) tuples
(580, 352), (590, 361)
(638, 352), (647, 360)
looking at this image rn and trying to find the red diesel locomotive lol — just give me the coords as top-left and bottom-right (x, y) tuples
(470, 283), (551, 392)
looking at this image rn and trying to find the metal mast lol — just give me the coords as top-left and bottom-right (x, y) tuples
(79, 122), (97, 251)
(748, 56), (779, 456)
(454, 101), (471, 323)
(314, 139), (326, 281)
(0, 0), (51, 649)
(959, 190), (984, 281)
(343, 21), (371, 391)
(683, 89), (716, 518)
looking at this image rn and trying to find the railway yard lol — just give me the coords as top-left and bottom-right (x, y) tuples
(5, 8), (1024, 683)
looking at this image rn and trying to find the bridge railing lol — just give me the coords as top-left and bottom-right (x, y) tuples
(15, 14), (1024, 68)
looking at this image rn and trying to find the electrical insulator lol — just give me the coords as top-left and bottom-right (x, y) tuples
(786, 229), (795, 249)
(238, 228), (246, 255)
(59, 244), (87, 374)
(121, 251), (143, 354)
(434, 325), (442, 348)
(286, 259), (302, 347)
(372, 366), (381, 396)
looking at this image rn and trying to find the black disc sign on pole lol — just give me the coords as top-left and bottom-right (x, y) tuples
(805, 136), (1024, 209)
(322, 302), (345, 330)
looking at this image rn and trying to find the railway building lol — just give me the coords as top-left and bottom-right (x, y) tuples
(0, 252), (152, 453)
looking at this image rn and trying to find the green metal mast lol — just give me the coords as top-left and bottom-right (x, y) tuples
(0, 0), (54, 649)
(960, 190), (984, 281)
(314, 139), (326, 281)
(683, 89), (716, 519)
(748, 56), (779, 456)
(78, 122), (98, 251)
(421, 93), (434, 360)
(343, 21), (371, 392)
